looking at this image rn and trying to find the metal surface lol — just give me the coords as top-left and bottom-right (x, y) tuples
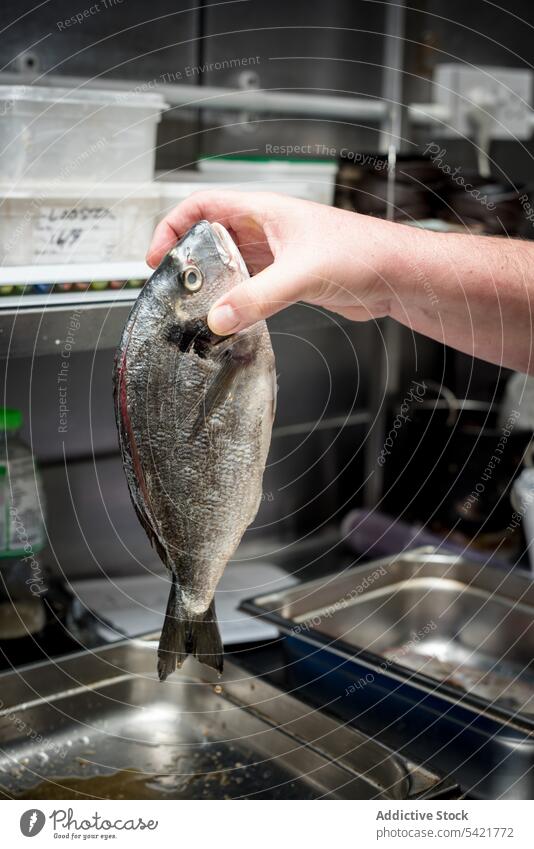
(0, 261), (150, 286)
(404, 0), (534, 184)
(200, 0), (387, 156)
(242, 548), (534, 797)
(243, 548), (534, 728)
(0, 1), (200, 82)
(1, 299), (374, 583)
(0, 70), (454, 127)
(0, 301), (133, 358)
(0, 636), (456, 799)
(380, 0), (407, 156)
(0, 71), (388, 122)
(363, 0), (406, 508)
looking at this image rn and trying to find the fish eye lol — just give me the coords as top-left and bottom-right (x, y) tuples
(182, 265), (203, 293)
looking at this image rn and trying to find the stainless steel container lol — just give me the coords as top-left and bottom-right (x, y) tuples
(0, 635), (456, 800)
(241, 548), (534, 798)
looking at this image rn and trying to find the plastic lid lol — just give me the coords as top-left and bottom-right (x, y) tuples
(0, 180), (161, 200)
(199, 154), (337, 167)
(0, 408), (22, 431)
(0, 84), (167, 110)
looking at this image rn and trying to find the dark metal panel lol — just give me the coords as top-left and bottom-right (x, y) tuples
(411, 0), (534, 72)
(0, 303), (132, 360)
(1, 303), (377, 461)
(404, 0), (534, 181)
(0, 299), (375, 577)
(269, 304), (374, 428)
(39, 415), (369, 579)
(405, 0), (534, 108)
(0, 0), (200, 81)
(200, 0), (387, 157)
(1, 349), (119, 462)
(41, 456), (160, 580)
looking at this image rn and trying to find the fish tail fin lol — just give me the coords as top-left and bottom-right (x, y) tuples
(157, 576), (186, 681)
(157, 580), (223, 681)
(186, 600), (224, 675)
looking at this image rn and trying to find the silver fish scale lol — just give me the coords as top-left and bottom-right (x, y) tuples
(115, 221), (276, 675)
(117, 257), (275, 621)
(127, 326), (274, 615)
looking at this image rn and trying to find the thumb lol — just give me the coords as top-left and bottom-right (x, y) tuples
(207, 261), (306, 335)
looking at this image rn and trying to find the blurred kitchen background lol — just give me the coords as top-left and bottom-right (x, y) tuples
(3, 0), (534, 803)
(0, 0), (533, 667)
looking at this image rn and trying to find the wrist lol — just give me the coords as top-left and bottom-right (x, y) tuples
(382, 221), (436, 322)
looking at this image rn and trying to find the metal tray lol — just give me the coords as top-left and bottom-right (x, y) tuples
(242, 548), (534, 731)
(0, 635), (456, 800)
(241, 548), (534, 798)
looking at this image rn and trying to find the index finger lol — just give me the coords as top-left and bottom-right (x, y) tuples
(146, 189), (257, 268)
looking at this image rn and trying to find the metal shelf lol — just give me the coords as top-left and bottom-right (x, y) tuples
(0, 260), (151, 285)
(0, 288), (141, 310)
(0, 263), (151, 357)
(0, 287), (350, 360)
(0, 70), (455, 128)
(0, 298), (135, 359)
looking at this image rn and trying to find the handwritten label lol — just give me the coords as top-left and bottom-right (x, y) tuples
(34, 205), (120, 262)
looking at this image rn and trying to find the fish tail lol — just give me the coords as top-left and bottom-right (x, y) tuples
(157, 579), (223, 680)
(186, 600), (224, 675)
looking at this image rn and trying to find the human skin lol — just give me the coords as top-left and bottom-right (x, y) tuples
(147, 190), (533, 375)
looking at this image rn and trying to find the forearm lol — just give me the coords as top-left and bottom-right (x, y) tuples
(385, 225), (534, 374)
(148, 191), (534, 374)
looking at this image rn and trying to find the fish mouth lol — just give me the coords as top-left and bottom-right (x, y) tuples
(209, 222), (249, 278)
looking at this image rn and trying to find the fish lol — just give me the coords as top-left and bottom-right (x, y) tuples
(113, 221), (276, 680)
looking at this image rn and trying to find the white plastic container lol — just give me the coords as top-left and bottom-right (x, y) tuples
(0, 86), (166, 185)
(0, 182), (160, 264)
(156, 169), (334, 216)
(197, 157), (338, 205)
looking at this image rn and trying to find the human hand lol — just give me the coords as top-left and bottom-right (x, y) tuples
(147, 190), (397, 335)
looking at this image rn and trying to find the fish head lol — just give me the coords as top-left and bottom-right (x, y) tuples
(154, 220), (248, 321)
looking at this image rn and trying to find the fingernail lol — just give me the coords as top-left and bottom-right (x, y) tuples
(208, 304), (239, 335)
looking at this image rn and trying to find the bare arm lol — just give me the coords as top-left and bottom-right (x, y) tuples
(147, 191), (534, 375)
(387, 225), (533, 374)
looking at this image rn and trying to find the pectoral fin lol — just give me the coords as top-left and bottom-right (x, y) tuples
(191, 335), (255, 435)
